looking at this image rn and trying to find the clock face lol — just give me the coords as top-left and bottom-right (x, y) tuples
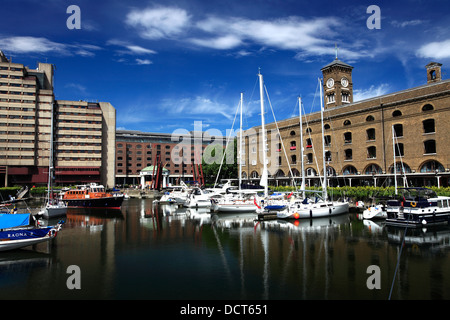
(326, 78), (334, 88)
(341, 77), (349, 87)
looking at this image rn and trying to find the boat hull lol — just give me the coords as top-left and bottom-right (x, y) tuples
(0, 226), (58, 251)
(277, 202), (349, 219)
(65, 195), (124, 209)
(214, 204), (258, 213)
(386, 209), (450, 227)
(362, 206), (387, 220)
(42, 205), (68, 219)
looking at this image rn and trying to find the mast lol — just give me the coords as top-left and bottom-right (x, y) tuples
(319, 78), (327, 200)
(47, 101), (54, 204)
(298, 96), (306, 198)
(259, 70), (268, 198)
(239, 92), (243, 191)
(392, 125), (398, 195)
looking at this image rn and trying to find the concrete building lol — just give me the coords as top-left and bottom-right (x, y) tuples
(0, 50), (116, 188)
(242, 59), (450, 188)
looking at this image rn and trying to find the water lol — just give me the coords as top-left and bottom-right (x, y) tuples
(1, 198), (450, 300)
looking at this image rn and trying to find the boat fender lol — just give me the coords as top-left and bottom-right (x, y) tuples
(411, 202), (417, 207)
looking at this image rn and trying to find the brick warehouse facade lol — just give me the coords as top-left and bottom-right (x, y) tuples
(241, 60), (450, 188)
(0, 51), (116, 188)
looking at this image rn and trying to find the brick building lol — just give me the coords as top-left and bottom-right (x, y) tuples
(115, 129), (225, 186)
(242, 59), (450, 188)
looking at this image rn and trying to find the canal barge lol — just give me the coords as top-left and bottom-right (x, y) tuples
(385, 188), (450, 227)
(62, 183), (124, 209)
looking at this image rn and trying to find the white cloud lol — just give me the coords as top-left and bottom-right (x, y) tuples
(391, 19), (424, 28)
(107, 39), (156, 55)
(188, 35), (242, 50)
(417, 39), (450, 60)
(0, 36), (101, 57)
(161, 96), (235, 121)
(0, 36), (68, 54)
(125, 6), (191, 40)
(135, 58), (152, 65)
(353, 83), (390, 102)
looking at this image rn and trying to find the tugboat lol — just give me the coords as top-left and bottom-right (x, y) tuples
(385, 188), (450, 227)
(62, 183), (124, 209)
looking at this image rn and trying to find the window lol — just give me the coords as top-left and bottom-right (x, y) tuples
(306, 138), (312, 148)
(424, 140), (436, 154)
(430, 70), (436, 80)
(343, 120), (351, 126)
(366, 128), (376, 141)
(306, 153), (313, 164)
(393, 124), (403, 137)
(342, 93), (350, 103)
(291, 155), (297, 164)
(420, 160), (444, 173)
(290, 141), (296, 150)
(392, 110), (402, 117)
(306, 127), (312, 133)
(344, 132), (352, 144)
(324, 124), (330, 130)
(422, 104), (434, 112)
(290, 130), (296, 136)
(306, 168), (317, 177)
(394, 143), (404, 157)
(325, 151), (332, 162)
(343, 165), (357, 175)
(344, 149), (352, 160)
(423, 119), (435, 134)
(365, 164), (382, 175)
(324, 135), (331, 146)
(367, 146), (376, 159)
(327, 93), (335, 104)
(366, 115), (374, 122)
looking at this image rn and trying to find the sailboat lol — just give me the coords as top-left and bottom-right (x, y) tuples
(211, 92), (261, 213)
(276, 78), (349, 219)
(38, 101), (67, 219)
(363, 125), (401, 220)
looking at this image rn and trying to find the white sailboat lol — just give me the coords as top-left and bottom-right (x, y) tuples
(363, 125), (402, 220)
(211, 92), (260, 213)
(39, 101), (67, 219)
(277, 78), (349, 219)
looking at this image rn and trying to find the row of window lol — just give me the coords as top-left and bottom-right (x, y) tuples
(246, 160), (445, 179)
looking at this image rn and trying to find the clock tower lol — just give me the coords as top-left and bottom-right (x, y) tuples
(321, 58), (354, 109)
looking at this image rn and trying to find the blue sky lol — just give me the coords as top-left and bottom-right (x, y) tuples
(1, 0), (449, 135)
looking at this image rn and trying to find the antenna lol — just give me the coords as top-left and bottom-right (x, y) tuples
(335, 43), (339, 60)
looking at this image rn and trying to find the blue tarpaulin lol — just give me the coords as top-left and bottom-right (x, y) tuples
(0, 214), (30, 229)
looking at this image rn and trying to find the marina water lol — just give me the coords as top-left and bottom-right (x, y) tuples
(1, 198), (450, 300)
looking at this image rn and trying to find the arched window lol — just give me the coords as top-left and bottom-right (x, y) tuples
(290, 168), (300, 177)
(422, 104), (434, 112)
(306, 168), (317, 177)
(390, 162), (411, 174)
(343, 119), (351, 126)
(305, 127), (312, 133)
(290, 130), (296, 136)
(343, 165), (357, 175)
(392, 110), (402, 117)
(366, 115), (374, 122)
(274, 169), (285, 177)
(250, 171), (259, 178)
(324, 124), (330, 130)
(420, 160), (444, 173)
(365, 164), (382, 174)
(326, 166), (336, 176)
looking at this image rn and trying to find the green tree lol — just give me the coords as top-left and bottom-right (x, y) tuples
(202, 138), (238, 185)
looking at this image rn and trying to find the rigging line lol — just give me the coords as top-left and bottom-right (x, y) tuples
(263, 84), (298, 192)
(242, 76), (259, 131)
(213, 98), (240, 188)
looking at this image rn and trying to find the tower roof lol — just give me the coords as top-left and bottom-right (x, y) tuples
(321, 58), (353, 71)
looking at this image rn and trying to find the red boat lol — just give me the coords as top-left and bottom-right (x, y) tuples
(62, 183), (124, 209)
